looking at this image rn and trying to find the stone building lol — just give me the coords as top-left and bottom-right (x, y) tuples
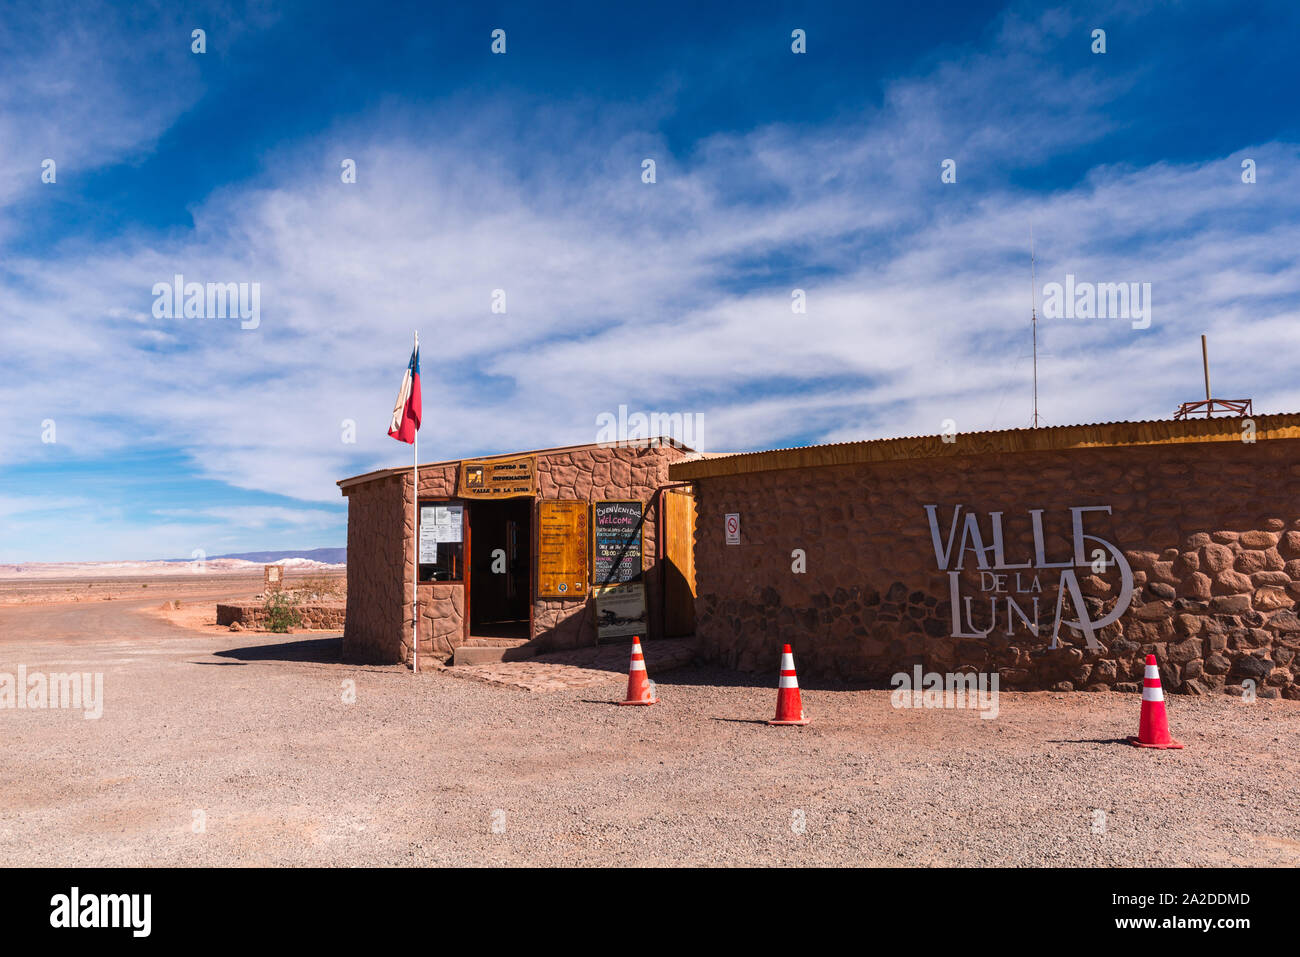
(669, 414), (1300, 696)
(337, 440), (694, 669)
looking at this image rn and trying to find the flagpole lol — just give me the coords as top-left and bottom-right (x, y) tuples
(412, 330), (419, 674)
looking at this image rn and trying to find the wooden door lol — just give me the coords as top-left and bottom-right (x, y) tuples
(661, 486), (696, 637)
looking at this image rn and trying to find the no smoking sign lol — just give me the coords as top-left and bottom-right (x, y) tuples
(725, 512), (740, 545)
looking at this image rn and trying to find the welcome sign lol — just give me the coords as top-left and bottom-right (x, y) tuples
(924, 504), (1134, 650)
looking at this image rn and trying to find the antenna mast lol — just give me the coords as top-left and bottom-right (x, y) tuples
(1030, 226), (1041, 428)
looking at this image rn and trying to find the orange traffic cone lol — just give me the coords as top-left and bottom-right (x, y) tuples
(769, 644), (809, 725)
(618, 636), (657, 705)
(1128, 654), (1184, 749)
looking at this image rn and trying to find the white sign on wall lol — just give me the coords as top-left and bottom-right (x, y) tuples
(419, 505), (463, 564)
(725, 513), (740, 545)
(924, 504), (1133, 651)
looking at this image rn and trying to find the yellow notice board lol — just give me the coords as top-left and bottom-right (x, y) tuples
(537, 500), (588, 599)
(458, 455), (537, 499)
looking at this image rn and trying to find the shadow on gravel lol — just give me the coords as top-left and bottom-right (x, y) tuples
(647, 664), (877, 693)
(214, 636), (343, 664)
(1046, 737), (1133, 745)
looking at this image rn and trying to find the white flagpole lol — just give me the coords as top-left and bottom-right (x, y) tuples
(412, 329), (419, 674)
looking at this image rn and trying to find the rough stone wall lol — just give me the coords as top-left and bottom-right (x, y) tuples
(408, 463), (459, 668)
(691, 438), (1300, 696)
(341, 475), (408, 664)
(217, 603), (346, 629)
(530, 445), (683, 652)
(345, 444), (686, 670)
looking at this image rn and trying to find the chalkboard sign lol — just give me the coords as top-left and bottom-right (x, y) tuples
(592, 500), (644, 586)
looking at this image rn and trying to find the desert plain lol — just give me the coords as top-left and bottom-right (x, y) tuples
(1, 568), (1298, 867)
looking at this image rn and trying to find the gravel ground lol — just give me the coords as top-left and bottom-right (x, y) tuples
(2, 590), (1298, 867)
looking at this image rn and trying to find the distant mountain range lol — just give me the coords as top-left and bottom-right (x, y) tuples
(0, 550), (348, 580)
(202, 547), (346, 564)
(0, 549), (346, 580)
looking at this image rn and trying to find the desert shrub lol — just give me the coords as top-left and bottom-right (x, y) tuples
(289, 573), (345, 603)
(262, 591), (302, 633)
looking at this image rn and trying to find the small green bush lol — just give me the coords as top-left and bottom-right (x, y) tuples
(263, 591), (302, 633)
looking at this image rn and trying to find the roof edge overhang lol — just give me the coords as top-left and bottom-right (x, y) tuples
(668, 413), (1300, 481)
(338, 436), (693, 492)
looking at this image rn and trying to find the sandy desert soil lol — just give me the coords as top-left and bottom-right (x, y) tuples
(1, 575), (1297, 867)
(0, 570), (345, 634)
(0, 576), (226, 606)
(0, 571), (267, 605)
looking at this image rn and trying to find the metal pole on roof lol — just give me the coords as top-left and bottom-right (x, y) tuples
(412, 330), (419, 673)
(1201, 334), (1211, 413)
(1030, 226), (1041, 428)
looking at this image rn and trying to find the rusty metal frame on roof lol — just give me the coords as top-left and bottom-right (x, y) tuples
(1173, 398), (1253, 419)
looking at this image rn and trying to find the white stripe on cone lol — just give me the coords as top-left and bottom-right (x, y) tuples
(1144, 662), (1164, 701)
(779, 675), (798, 688)
(780, 652), (795, 670)
(630, 660), (646, 672)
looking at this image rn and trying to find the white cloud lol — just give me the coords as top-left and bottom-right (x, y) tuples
(0, 494), (94, 518)
(0, 4), (1295, 533)
(152, 505), (342, 529)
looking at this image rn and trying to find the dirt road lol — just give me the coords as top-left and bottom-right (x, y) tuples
(2, 583), (1297, 867)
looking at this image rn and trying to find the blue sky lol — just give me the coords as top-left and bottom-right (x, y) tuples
(1, 0), (1297, 562)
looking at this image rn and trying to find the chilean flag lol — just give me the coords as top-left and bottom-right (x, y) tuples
(388, 339), (422, 444)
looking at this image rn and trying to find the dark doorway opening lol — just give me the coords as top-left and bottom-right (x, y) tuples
(469, 498), (532, 640)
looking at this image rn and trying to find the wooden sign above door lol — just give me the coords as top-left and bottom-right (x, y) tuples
(457, 455), (537, 499)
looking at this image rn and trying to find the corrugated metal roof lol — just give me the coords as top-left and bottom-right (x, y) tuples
(669, 412), (1300, 480)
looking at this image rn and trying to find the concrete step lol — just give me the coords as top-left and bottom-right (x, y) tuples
(454, 641), (537, 666)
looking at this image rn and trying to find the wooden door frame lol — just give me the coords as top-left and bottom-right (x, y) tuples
(528, 497), (536, 642)
(463, 500), (472, 645)
(654, 482), (696, 639)
(464, 496), (536, 642)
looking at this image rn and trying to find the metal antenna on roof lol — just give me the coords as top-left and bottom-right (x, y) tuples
(1030, 225), (1041, 429)
(1173, 334), (1253, 419)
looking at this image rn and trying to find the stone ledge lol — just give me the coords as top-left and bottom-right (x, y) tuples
(453, 642), (537, 666)
(443, 637), (697, 691)
(217, 602), (346, 630)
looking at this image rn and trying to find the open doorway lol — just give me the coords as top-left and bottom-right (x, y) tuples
(469, 498), (532, 640)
